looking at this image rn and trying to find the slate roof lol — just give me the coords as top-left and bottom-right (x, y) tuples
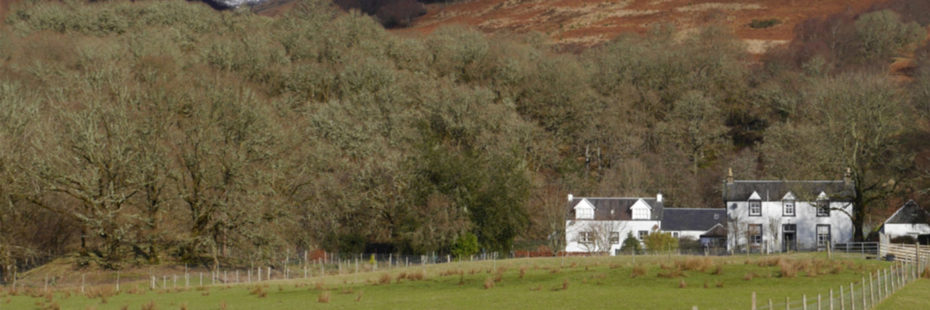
(723, 180), (855, 202)
(884, 200), (929, 225)
(567, 197), (664, 221)
(661, 208), (726, 231)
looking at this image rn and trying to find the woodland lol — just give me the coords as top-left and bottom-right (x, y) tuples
(0, 0), (928, 279)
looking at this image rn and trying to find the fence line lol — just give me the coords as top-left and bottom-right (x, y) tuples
(750, 260), (921, 310)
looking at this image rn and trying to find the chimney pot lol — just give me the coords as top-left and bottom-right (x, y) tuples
(656, 193), (663, 203)
(567, 194), (573, 202)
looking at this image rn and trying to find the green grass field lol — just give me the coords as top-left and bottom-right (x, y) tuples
(875, 278), (930, 310)
(0, 253), (909, 310)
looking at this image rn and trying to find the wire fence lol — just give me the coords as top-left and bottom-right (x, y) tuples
(751, 260), (923, 310)
(5, 252), (513, 293)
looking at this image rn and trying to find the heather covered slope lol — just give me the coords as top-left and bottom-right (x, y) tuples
(404, 0), (911, 51)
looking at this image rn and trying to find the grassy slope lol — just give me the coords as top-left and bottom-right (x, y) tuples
(1, 254), (895, 310)
(875, 278), (930, 310)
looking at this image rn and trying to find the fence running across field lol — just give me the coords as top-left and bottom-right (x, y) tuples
(750, 261), (921, 310)
(7, 252), (513, 293)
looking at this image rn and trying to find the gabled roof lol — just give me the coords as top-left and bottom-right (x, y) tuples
(723, 180), (855, 202)
(884, 200), (929, 225)
(661, 208), (726, 231)
(567, 197), (664, 221)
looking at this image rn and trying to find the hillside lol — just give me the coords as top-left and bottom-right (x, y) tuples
(400, 0), (884, 51)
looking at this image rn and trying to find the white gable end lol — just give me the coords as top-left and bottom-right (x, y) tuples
(782, 192), (796, 201)
(630, 199), (651, 220)
(748, 191), (762, 200)
(574, 199), (595, 220)
(817, 191), (829, 200)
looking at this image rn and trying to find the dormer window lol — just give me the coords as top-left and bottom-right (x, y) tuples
(574, 199), (595, 220)
(630, 199), (652, 220)
(816, 192), (830, 217)
(576, 207), (594, 219)
(749, 200), (762, 216)
(748, 191), (762, 217)
(817, 199), (830, 217)
(783, 200), (795, 217)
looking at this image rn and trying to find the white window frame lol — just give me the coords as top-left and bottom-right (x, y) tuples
(749, 224), (763, 245)
(817, 200), (830, 217)
(783, 200), (795, 217)
(749, 200), (762, 217)
(580, 231), (594, 244)
(816, 225), (831, 248)
(638, 230), (648, 240)
(609, 232), (620, 244)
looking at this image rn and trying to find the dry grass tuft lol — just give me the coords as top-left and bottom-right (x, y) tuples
(249, 286), (267, 298)
(318, 290), (330, 303)
(561, 279), (569, 290)
(778, 260), (798, 278)
(141, 301), (157, 310)
(519, 267), (526, 279)
(743, 272), (755, 281)
(922, 267), (930, 279)
(356, 291), (363, 302)
(219, 301), (227, 310)
(703, 281), (708, 288)
(179, 303), (188, 310)
(631, 265), (646, 278)
(379, 273), (392, 285)
(678, 279), (687, 288)
(657, 267), (683, 278)
(483, 277), (495, 289)
(677, 258), (712, 272)
(314, 282), (324, 290)
(715, 281), (724, 288)
(710, 265), (722, 275)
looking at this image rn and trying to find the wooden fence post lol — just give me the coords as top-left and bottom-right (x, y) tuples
(786, 296), (790, 310)
(769, 299), (773, 310)
(830, 289), (834, 310)
(803, 294), (807, 310)
(850, 282), (855, 310)
(81, 274), (85, 294)
(116, 271), (120, 292)
(840, 285), (845, 310)
(861, 277), (866, 310)
(752, 291), (756, 310)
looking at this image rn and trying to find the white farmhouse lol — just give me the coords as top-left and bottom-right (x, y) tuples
(723, 170), (856, 253)
(880, 200), (930, 239)
(565, 194), (664, 255)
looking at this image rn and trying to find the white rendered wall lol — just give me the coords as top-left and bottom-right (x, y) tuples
(565, 220), (660, 255)
(726, 200), (854, 252)
(884, 223), (930, 238)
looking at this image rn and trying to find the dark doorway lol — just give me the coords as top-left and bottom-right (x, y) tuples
(783, 224), (797, 252)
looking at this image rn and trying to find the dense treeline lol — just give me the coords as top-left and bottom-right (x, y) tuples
(0, 0), (928, 276)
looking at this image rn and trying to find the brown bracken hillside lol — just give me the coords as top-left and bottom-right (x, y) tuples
(398, 0), (888, 52)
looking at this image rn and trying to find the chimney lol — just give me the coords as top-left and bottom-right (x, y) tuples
(567, 193), (573, 202)
(656, 192), (663, 203)
(844, 167), (852, 186)
(726, 167), (734, 184)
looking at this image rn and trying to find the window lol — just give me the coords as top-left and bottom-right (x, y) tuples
(672, 232), (679, 238)
(749, 200), (762, 216)
(580, 232), (593, 244)
(817, 199), (830, 217)
(609, 232), (620, 244)
(632, 208), (650, 219)
(749, 224), (763, 245)
(638, 230), (648, 240)
(576, 207), (594, 219)
(783, 200), (795, 216)
(816, 225), (831, 248)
